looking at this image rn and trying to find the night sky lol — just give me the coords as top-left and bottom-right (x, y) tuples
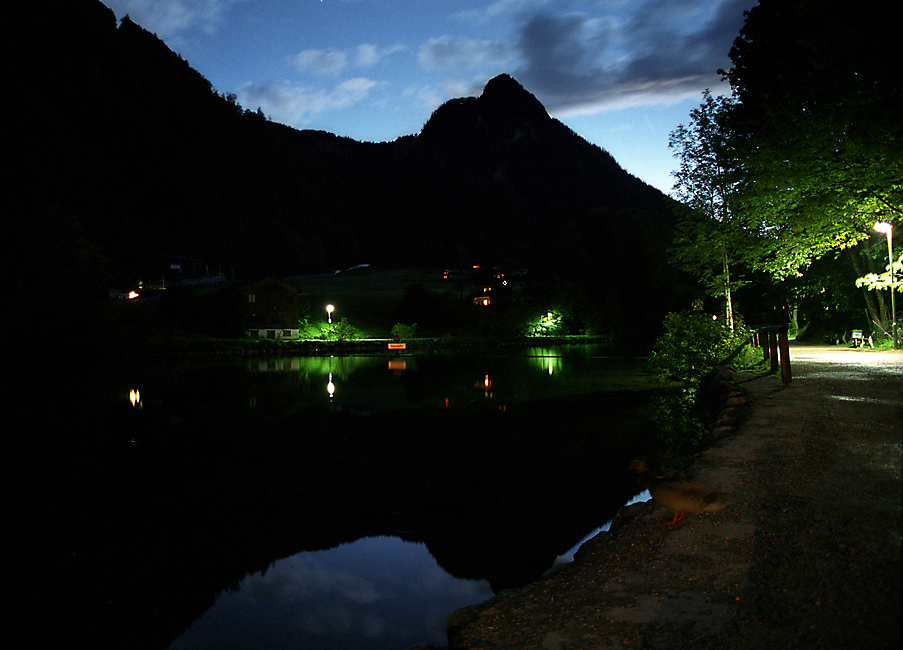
(100, 0), (756, 194)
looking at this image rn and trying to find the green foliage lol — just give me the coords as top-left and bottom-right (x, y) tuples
(649, 388), (708, 458)
(669, 90), (755, 329)
(523, 310), (565, 337)
(721, 0), (902, 278)
(647, 302), (752, 457)
(648, 302), (746, 387)
(855, 255), (903, 293)
(391, 323), (418, 339)
(321, 317), (360, 341)
(297, 317), (322, 340)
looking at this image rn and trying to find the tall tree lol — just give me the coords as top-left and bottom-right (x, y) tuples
(669, 90), (752, 330)
(721, 0), (902, 278)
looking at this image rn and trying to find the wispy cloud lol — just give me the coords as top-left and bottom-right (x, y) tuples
(452, 0), (554, 24)
(238, 77), (379, 125)
(417, 35), (514, 71)
(291, 44), (406, 75)
(354, 43), (407, 68)
(290, 49), (350, 75)
(103, 0), (246, 39)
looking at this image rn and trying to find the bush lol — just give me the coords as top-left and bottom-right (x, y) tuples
(648, 301), (747, 387)
(297, 317), (322, 339)
(391, 323), (418, 340)
(647, 301), (750, 458)
(321, 318), (360, 341)
(649, 388), (708, 456)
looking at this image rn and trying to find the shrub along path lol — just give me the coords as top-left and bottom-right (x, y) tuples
(445, 342), (902, 650)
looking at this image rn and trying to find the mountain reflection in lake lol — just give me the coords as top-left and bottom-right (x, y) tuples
(170, 536), (493, 650)
(18, 345), (656, 650)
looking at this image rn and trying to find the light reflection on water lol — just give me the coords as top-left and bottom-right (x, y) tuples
(232, 345), (647, 416)
(169, 537), (493, 650)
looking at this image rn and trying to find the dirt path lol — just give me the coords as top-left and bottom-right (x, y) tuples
(447, 343), (902, 649)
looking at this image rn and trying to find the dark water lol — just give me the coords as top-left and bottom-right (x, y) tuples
(15, 345), (656, 650)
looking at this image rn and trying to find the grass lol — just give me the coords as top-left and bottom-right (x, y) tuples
(287, 267), (455, 338)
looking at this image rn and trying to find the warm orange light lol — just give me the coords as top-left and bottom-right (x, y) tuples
(128, 290), (139, 300)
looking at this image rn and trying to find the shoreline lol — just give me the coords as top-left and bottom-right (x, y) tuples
(442, 344), (902, 649)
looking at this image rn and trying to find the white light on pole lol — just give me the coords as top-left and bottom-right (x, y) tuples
(326, 304), (334, 324)
(874, 221), (897, 349)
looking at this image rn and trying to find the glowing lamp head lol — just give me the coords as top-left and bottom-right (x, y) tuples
(875, 221), (893, 234)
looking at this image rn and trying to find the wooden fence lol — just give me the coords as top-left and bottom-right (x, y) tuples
(750, 326), (792, 384)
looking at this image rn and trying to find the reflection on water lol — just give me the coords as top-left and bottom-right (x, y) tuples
(24, 345), (655, 650)
(546, 489), (652, 573)
(170, 536), (493, 650)
(236, 345), (647, 417)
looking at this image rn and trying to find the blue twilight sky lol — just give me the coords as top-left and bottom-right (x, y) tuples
(100, 0), (757, 194)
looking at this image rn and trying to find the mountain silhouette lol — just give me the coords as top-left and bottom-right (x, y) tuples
(7, 0), (689, 344)
(290, 72), (675, 270)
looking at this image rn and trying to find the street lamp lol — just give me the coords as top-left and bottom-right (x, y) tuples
(326, 304), (334, 324)
(874, 221), (897, 349)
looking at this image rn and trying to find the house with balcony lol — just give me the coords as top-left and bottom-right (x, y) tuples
(240, 278), (300, 340)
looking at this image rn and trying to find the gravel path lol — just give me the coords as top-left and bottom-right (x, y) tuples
(447, 343), (902, 650)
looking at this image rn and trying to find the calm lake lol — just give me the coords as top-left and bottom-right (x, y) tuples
(19, 344), (658, 650)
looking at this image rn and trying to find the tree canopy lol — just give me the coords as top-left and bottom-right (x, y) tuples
(669, 90), (754, 329)
(721, 0), (902, 278)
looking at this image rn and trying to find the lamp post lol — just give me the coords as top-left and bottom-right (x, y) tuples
(326, 304), (334, 324)
(875, 221), (897, 349)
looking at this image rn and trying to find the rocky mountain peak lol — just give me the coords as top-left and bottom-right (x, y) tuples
(478, 74), (549, 123)
(419, 73), (552, 148)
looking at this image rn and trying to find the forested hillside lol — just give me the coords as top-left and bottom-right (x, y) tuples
(6, 0), (689, 344)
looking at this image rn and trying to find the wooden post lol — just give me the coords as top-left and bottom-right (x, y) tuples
(761, 329), (770, 361)
(779, 330), (792, 384)
(769, 330), (779, 373)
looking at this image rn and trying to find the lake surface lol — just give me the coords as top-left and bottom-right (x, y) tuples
(18, 345), (657, 650)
